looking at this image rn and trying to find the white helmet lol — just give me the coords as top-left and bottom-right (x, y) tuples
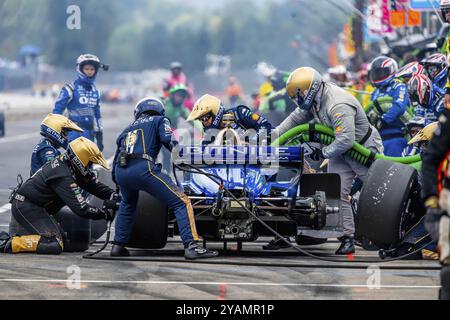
(441, 0), (450, 20)
(76, 54), (109, 73)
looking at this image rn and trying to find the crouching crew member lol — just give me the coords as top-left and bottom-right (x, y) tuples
(5, 137), (118, 254)
(31, 114), (83, 176)
(111, 97), (218, 259)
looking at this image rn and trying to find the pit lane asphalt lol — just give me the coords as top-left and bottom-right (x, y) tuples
(0, 106), (442, 300)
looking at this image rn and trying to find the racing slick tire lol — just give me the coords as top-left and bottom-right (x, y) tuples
(440, 266), (450, 300)
(88, 169), (114, 243)
(127, 191), (168, 249)
(356, 159), (419, 246)
(54, 207), (91, 252)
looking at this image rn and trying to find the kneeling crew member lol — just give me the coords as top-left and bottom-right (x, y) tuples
(6, 137), (118, 254)
(31, 114), (83, 176)
(111, 97), (218, 259)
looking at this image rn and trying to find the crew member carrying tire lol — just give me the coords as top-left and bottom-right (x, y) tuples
(421, 105), (450, 300)
(111, 97), (218, 259)
(3, 137), (118, 254)
(30, 114), (83, 176)
(276, 67), (383, 254)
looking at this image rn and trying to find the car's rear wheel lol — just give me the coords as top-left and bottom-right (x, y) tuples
(88, 169), (113, 243)
(128, 191), (168, 249)
(356, 159), (420, 246)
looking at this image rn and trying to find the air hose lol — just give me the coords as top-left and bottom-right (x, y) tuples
(173, 163), (434, 264)
(271, 123), (422, 168)
(365, 96), (414, 123)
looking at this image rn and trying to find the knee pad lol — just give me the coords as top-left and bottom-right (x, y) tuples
(5, 235), (41, 253)
(440, 266), (450, 300)
(5, 235), (63, 254)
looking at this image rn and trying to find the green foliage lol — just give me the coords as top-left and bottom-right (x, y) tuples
(0, 0), (348, 72)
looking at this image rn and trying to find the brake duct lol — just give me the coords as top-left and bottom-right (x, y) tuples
(271, 123), (422, 169)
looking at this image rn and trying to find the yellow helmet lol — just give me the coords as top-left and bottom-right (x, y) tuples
(258, 82), (274, 97)
(286, 67), (323, 111)
(187, 94), (222, 122)
(67, 137), (110, 175)
(408, 121), (439, 145)
(40, 114), (83, 148)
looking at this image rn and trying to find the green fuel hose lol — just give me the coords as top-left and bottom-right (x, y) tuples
(271, 123), (422, 169)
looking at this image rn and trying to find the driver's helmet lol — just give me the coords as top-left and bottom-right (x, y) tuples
(395, 61), (424, 83)
(421, 53), (448, 84)
(369, 56), (398, 87)
(406, 117), (428, 138)
(408, 121), (438, 145)
(40, 114), (83, 148)
(286, 67), (323, 111)
(407, 73), (434, 108)
(66, 137), (110, 176)
(187, 94), (224, 129)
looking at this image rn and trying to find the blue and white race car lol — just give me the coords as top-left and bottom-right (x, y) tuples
(126, 129), (343, 249)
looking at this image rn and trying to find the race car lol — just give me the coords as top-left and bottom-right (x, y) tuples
(125, 128), (342, 249)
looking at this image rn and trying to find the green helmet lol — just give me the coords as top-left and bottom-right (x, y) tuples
(169, 84), (188, 96)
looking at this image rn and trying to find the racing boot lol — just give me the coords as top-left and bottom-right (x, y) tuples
(110, 243), (130, 257)
(184, 241), (219, 260)
(440, 266), (450, 300)
(335, 236), (355, 255)
(262, 237), (291, 250)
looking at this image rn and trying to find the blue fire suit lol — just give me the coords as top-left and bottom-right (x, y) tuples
(30, 138), (61, 176)
(414, 89), (445, 123)
(112, 114), (199, 246)
(52, 75), (103, 149)
(371, 80), (409, 156)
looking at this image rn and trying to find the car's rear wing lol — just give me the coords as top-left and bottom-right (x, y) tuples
(174, 145), (303, 166)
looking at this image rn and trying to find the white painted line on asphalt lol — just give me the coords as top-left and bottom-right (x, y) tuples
(0, 204), (11, 214)
(0, 278), (440, 289)
(0, 133), (39, 144)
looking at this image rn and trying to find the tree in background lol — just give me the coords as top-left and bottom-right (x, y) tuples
(0, 0), (348, 73)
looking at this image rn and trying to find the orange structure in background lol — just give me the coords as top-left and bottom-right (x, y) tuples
(390, 9), (422, 28)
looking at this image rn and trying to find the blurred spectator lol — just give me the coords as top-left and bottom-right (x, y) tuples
(163, 61), (195, 110)
(225, 76), (244, 107)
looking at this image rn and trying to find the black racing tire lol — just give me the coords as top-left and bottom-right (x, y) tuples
(127, 191), (168, 249)
(440, 266), (450, 300)
(88, 169), (113, 243)
(356, 159), (419, 246)
(54, 207), (91, 252)
(295, 235), (328, 246)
